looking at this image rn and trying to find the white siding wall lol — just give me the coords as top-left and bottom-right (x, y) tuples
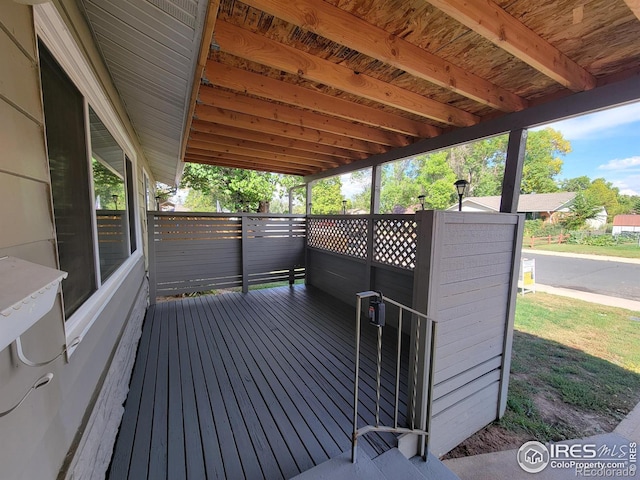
(0, 3), (152, 479)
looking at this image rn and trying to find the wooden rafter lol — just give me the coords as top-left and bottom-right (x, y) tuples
(424, 0), (597, 91)
(186, 147), (335, 169)
(203, 61), (440, 138)
(197, 87), (411, 146)
(190, 121), (365, 160)
(189, 131), (349, 165)
(194, 105), (388, 154)
(187, 138), (342, 167)
(242, 0), (527, 112)
(624, 0), (640, 21)
(185, 155), (311, 176)
(185, 149), (320, 173)
(215, 21), (480, 127)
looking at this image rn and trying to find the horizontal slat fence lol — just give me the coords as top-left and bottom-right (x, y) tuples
(148, 212), (305, 301)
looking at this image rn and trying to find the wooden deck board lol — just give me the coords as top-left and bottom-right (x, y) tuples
(109, 285), (409, 480)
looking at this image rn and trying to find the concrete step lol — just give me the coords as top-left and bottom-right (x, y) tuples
(289, 448), (386, 480)
(290, 447), (462, 480)
(411, 452), (463, 480)
(373, 448), (428, 479)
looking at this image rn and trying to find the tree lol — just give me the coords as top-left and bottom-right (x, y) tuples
(311, 177), (343, 214)
(560, 192), (601, 230)
(520, 128), (570, 194)
(559, 176), (591, 192)
(92, 159), (125, 209)
(584, 178), (620, 221)
(180, 163), (291, 212)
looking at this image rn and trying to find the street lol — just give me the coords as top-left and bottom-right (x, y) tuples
(520, 252), (640, 302)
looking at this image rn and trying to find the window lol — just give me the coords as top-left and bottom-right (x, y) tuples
(40, 43), (97, 317)
(39, 41), (137, 319)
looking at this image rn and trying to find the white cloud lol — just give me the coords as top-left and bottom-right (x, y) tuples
(537, 102), (640, 140)
(598, 156), (640, 171)
(609, 176), (640, 196)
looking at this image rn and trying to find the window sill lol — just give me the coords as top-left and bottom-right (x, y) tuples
(64, 252), (143, 358)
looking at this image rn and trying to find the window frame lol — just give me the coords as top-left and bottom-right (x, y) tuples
(36, 4), (143, 354)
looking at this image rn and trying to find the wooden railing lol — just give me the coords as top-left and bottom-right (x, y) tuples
(528, 232), (569, 248)
(147, 212), (306, 301)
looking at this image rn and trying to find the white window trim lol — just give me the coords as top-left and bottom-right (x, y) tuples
(35, 3), (144, 355)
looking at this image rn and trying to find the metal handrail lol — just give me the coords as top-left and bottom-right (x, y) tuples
(351, 291), (438, 463)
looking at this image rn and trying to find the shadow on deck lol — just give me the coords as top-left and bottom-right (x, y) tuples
(108, 285), (409, 480)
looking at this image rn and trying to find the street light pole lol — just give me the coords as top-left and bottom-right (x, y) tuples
(454, 179), (469, 212)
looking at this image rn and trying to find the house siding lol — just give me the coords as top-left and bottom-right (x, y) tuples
(0, 3), (151, 479)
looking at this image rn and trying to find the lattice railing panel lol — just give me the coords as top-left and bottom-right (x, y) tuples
(373, 218), (417, 269)
(307, 217), (368, 259)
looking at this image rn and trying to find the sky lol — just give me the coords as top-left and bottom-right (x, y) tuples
(536, 101), (640, 196)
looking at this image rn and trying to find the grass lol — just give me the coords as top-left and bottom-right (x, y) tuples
(498, 293), (640, 441)
(528, 242), (640, 259)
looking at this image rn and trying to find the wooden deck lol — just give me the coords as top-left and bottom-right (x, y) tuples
(108, 285), (409, 480)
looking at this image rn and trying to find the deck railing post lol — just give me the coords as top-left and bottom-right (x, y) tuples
(241, 215), (248, 293)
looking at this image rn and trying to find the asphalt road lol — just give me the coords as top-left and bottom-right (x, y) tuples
(520, 252), (640, 302)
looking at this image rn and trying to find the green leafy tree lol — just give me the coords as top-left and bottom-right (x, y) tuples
(181, 163), (297, 212)
(520, 128), (569, 193)
(184, 188), (217, 211)
(92, 159), (125, 210)
(584, 178), (620, 221)
(311, 177), (343, 214)
(560, 192), (601, 230)
(559, 175), (591, 192)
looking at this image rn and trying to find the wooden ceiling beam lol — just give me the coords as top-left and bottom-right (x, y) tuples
(185, 148), (319, 173)
(198, 86), (410, 146)
(215, 21), (480, 127)
(187, 140), (342, 168)
(242, 0), (526, 112)
(424, 0), (596, 92)
(185, 155), (311, 176)
(624, 0), (640, 21)
(194, 104), (387, 154)
(204, 61), (440, 138)
(190, 121), (366, 160)
(189, 131), (349, 165)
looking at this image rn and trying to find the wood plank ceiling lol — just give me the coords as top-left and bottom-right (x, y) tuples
(183, 0), (640, 177)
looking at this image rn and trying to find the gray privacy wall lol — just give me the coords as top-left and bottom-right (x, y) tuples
(148, 212), (306, 300)
(307, 210), (524, 456)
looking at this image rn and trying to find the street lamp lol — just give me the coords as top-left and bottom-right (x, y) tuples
(342, 199), (347, 214)
(155, 195), (161, 210)
(418, 195), (425, 210)
(454, 179), (469, 212)
(112, 194), (119, 210)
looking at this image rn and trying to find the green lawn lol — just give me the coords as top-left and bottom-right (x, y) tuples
(528, 242), (640, 259)
(499, 293), (640, 441)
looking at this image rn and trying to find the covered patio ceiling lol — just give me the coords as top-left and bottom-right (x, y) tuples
(82, 0), (640, 182)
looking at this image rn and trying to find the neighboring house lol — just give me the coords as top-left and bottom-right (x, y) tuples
(450, 193), (608, 229)
(450, 192), (577, 220)
(1, 1), (638, 480)
(612, 215), (640, 234)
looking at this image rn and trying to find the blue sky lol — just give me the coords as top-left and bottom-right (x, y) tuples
(536, 101), (640, 196)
